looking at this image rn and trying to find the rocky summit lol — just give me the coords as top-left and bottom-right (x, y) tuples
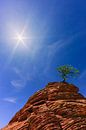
(1, 82), (86, 130)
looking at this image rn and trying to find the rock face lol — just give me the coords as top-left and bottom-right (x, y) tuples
(2, 82), (86, 130)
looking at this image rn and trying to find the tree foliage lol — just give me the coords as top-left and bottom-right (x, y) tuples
(57, 65), (80, 82)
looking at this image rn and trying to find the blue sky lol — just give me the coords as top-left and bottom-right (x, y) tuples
(0, 0), (86, 128)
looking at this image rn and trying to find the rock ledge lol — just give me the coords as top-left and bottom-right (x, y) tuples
(2, 82), (86, 130)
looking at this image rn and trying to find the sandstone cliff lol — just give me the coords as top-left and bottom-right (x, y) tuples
(2, 82), (86, 130)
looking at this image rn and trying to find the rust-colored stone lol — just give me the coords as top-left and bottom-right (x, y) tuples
(1, 82), (86, 130)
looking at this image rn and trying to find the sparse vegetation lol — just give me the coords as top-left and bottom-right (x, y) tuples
(57, 65), (80, 82)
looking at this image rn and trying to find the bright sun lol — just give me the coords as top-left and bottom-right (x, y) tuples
(13, 32), (28, 48)
(17, 34), (24, 42)
(16, 34), (26, 43)
(12, 24), (28, 47)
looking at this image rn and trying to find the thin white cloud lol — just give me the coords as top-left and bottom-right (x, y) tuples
(79, 70), (86, 79)
(3, 97), (16, 103)
(47, 40), (64, 57)
(10, 36), (75, 89)
(42, 39), (70, 75)
(46, 36), (74, 59)
(13, 67), (24, 79)
(11, 67), (30, 90)
(11, 79), (26, 89)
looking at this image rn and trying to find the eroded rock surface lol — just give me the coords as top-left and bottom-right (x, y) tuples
(2, 82), (86, 130)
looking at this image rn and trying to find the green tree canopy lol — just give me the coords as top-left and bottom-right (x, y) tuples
(57, 65), (80, 82)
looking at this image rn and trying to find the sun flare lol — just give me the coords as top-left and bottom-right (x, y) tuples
(16, 34), (24, 42)
(12, 24), (29, 48)
(15, 34), (25, 44)
(14, 32), (28, 47)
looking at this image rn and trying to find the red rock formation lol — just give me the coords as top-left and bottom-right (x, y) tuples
(1, 82), (86, 130)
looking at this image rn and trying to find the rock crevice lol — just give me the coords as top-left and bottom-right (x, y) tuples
(2, 82), (86, 130)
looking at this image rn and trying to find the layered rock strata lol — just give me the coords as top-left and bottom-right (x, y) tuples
(2, 82), (86, 130)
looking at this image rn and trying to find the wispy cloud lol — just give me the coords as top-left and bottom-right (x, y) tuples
(3, 97), (17, 103)
(46, 36), (74, 59)
(79, 70), (86, 79)
(11, 67), (32, 90)
(42, 38), (71, 75)
(47, 40), (64, 57)
(11, 79), (26, 89)
(10, 36), (75, 89)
